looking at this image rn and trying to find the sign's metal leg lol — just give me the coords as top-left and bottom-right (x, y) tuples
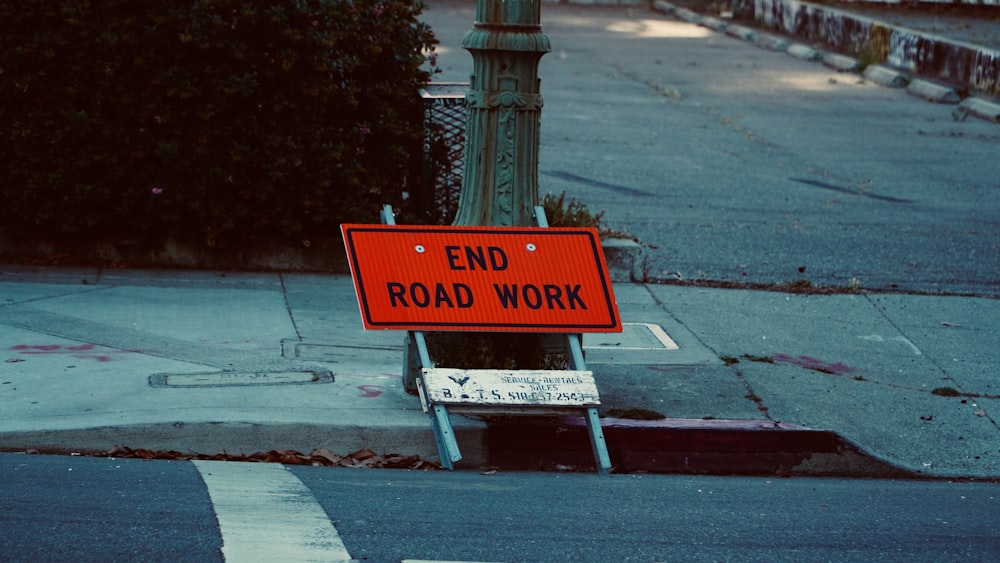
(566, 333), (586, 371)
(380, 204), (396, 225)
(585, 406), (612, 475)
(380, 204), (614, 474)
(413, 331), (432, 367)
(544, 202), (611, 475)
(403, 333), (420, 394)
(404, 331), (434, 395)
(430, 404), (462, 469)
(408, 329), (461, 469)
(533, 205), (549, 228)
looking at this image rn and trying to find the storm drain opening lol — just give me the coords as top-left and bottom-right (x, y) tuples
(149, 370), (333, 388)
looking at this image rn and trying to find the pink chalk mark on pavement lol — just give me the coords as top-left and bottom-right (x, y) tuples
(8, 343), (138, 363)
(773, 354), (854, 375)
(357, 385), (384, 398)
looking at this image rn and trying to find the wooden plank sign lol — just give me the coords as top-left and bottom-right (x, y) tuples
(422, 368), (600, 407)
(341, 224), (622, 332)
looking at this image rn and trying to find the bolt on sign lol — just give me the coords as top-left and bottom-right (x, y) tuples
(340, 224), (622, 333)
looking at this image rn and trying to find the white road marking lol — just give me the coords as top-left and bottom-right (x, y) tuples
(193, 460), (352, 562)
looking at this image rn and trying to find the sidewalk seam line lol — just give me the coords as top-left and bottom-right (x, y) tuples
(279, 273), (304, 342)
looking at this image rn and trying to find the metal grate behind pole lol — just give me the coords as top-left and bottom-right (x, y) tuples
(419, 82), (468, 224)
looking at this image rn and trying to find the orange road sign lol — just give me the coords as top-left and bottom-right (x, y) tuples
(341, 224), (622, 332)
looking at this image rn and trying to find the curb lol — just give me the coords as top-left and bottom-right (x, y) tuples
(753, 31), (791, 52)
(0, 422), (491, 468)
(652, 0), (1000, 123)
(959, 96), (1000, 122)
(485, 417), (917, 477)
(0, 416), (959, 478)
(601, 237), (647, 283)
(822, 52), (862, 72)
(907, 79), (962, 104)
(743, 0), (1000, 99)
(786, 42), (823, 62)
(862, 64), (910, 88)
(724, 24), (757, 42)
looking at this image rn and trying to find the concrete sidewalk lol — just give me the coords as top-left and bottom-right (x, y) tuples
(1, 265), (997, 478)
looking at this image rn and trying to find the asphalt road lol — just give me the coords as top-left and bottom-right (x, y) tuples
(2, 453), (999, 561)
(422, 1), (1000, 296)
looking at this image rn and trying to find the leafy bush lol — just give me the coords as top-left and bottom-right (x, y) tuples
(0, 0), (436, 250)
(543, 191), (635, 241)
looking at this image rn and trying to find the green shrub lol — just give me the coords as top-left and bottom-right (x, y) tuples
(0, 0), (436, 249)
(543, 191), (635, 240)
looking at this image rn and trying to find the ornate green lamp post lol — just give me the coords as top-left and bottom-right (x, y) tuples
(452, 0), (551, 227)
(415, 0), (553, 377)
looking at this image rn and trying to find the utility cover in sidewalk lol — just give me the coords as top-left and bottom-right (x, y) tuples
(582, 322), (719, 366)
(149, 370), (333, 388)
(584, 322), (679, 350)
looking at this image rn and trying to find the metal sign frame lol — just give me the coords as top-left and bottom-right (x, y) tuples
(366, 205), (612, 474)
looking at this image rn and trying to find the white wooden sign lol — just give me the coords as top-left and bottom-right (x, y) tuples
(421, 368), (599, 407)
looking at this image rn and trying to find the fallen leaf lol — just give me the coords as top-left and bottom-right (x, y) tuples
(310, 448), (342, 465)
(88, 446), (440, 470)
(347, 448), (377, 461)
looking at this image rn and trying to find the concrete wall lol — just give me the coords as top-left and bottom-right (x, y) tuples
(742, 0), (999, 97)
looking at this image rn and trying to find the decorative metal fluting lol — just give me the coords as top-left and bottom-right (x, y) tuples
(452, 0), (551, 228)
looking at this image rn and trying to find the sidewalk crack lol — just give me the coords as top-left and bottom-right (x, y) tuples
(279, 273), (303, 342)
(734, 366), (775, 422)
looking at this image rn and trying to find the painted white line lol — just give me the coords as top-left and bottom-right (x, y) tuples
(642, 322), (680, 350)
(193, 460), (352, 562)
